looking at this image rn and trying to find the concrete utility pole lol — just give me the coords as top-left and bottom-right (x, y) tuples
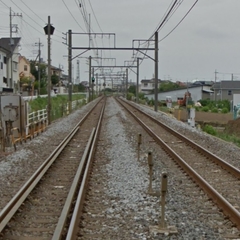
(154, 31), (159, 112)
(76, 59), (80, 84)
(47, 16), (52, 124)
(9, 8), (22, 91)
(35, 38), (43, 95)
(68, 29), (72, 113)
(43, 16), (54, 124)
(88, 56), (92, 101)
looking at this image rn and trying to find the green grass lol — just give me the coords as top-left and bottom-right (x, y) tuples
(202, 125), (240, 148)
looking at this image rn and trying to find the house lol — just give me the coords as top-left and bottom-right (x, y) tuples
(18, 56), (32, 79)
(212, 80), (240, 101)
(140, 78), (161, 94)
(0, 37), (21, 92)
(0, 46), (9, 91)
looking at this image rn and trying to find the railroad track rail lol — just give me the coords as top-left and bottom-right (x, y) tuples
(117, 97), (240, 229)
(0, 97), (105, 239)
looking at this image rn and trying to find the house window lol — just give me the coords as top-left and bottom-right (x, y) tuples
(13, 62), (18, 71)
(4, 56), (6, 64)
(1, 62), (3, 70)
(144, 83), (148, 87)
(24, 65), (27, 71)
(228, 90), (232, 95)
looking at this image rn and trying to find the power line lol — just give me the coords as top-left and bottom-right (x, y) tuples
(159, 0), (199, 42)
(62, 0), (85, 32)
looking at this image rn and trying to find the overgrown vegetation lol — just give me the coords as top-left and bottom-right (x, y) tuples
(198, 99), (230, 113)
(28, 94), (86, 121)
(202, 124), (240, 148)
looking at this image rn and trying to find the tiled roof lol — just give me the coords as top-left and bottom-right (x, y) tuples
(0, 37), (21, 52)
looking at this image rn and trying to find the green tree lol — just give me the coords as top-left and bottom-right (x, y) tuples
(128, 85), (136, 95)
(159, 82), (181, 92)
(51, 74), (59, 85)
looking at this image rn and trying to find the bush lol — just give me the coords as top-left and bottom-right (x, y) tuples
(202, 106), (209, 112)
(211, 108), (218, 113)
(203, 124), (217, 135)
(221, 107), (229, 113)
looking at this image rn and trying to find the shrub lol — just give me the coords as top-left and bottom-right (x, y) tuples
(202, 106), (209, 112)
(211, 108), (218, 113)
(203, 124), (217, 136)
(221, 108), (228, 113)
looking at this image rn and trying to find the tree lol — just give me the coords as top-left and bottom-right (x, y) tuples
(159, 82), (182, 92)
(128, 85), (136, 95)
(51, 74), (59, 85)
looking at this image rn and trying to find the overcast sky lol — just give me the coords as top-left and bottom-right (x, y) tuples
(1, 0), (240, 84)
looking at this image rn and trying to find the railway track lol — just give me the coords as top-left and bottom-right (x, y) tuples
(117, 97), (240, 230)
(0, 97), (105, 239)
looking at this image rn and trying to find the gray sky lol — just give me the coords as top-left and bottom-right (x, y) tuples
(1, 0), (240, 84)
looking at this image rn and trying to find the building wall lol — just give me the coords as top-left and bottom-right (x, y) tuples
(0, 50), (7, 88)
(7, 47), (19, 88)
(145, 86), (204, 103)
(18, 57), (31, 78)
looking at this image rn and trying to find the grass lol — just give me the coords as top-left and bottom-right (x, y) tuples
(202, 124), (240, 148)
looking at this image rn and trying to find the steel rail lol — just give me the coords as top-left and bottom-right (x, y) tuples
(52, 98), (106, 239)
(117, 98), (240, 229)
(66, 97), (106, 240)
(121, 98), (240, 178)
(0, 97), (103, 233)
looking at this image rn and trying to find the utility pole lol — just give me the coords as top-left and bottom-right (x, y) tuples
(47, 16), (52, 124)
(76, 59), (80, 84)
(35, 38), (43, 96)
(96, 73), (98, 96)
(88, 56), (92, 101)
(43, 16), (55, 125)
(68, 29), (72, 113)
(154, 31), (159, 112)
(126, 68), (128, 98)
(214, 69), (218, 101)
(136, 58), (140, 103)
(92, 67), (94, 101)
(9, 8), (22, 91)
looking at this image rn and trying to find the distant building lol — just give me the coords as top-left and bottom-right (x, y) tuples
(140, 78), (161, 94)
(0, 37), (21, 92)
(212, 80), (240, 101)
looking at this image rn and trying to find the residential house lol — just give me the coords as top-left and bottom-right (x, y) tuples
(0, 46), (9, 91)
(212, 80), (240, 102)
(140, 78), (161, 94)
(145, 84), (214, 103)
(18, 56), (36, 95)
(0, 37), (21, 92)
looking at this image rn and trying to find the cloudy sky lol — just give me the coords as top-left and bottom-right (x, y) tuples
(1, 0), (240, 84)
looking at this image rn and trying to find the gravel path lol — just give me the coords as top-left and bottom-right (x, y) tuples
(1, 97), (240, 239)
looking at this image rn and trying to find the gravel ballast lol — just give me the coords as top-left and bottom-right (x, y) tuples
(1, 97), (240, 239)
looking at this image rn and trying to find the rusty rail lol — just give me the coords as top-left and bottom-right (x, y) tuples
(117, 97), (240, 229)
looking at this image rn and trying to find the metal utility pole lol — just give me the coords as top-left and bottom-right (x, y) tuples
(214, 69), (218, 101)
(136, 58), (140, 103)
(154, 31), (159, 112)
(88, 56), (92, 101)
(68, 29), (72, 113)
(92, 67), (94, 101)
(96, 73), (98, 96)
(126, 68), (128, 98)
